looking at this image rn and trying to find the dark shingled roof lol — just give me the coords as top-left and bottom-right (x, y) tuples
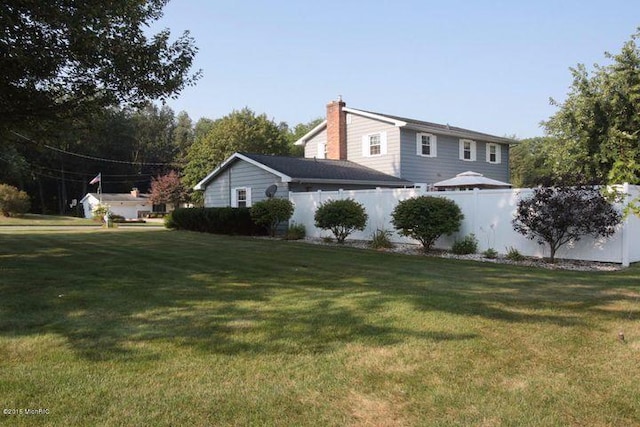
(355, 109), (514, 144)
(239, 153), (411, 184)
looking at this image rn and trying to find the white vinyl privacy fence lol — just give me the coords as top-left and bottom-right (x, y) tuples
(289, 184), (640, 266)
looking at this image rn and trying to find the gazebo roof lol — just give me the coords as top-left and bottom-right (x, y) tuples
(433, 171), (511, 189)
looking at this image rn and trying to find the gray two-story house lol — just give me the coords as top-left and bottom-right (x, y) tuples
(298, 99), (514, 187)
(195, 99), (515, 207)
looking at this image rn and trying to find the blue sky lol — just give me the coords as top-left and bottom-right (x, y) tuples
(151, 0), (639, 139)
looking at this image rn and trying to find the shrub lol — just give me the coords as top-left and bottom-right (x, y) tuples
(164, 212), (176, 229)
(370, 228), (394, 249)
(110, 214), (126, 223)
(505, 246), (525, 261)
(285, 222), (306, 240)
(91, 204), (111, 222)
(513, 186), (622, 262)
(0, 183), (30, 216)
(451, 233), (478, 255)
(483, 248), (498, 259)
(391, 196), (463, 252)
(167, 207), (265, 235)
(314, 199), (368, 243)
(147, 212), (168, 218)
(250, 198), (295, 237)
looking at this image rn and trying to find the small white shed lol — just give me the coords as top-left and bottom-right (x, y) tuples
(80, 188), (154, 219)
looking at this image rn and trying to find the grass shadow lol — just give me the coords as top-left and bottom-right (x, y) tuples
(1, 231), (638, 361)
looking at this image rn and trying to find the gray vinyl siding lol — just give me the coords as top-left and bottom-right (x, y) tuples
(346, 114), (401, 177)
(203, 160), (287, 207)
(303, 128), (327, 159)
(400, 129), (510, 185)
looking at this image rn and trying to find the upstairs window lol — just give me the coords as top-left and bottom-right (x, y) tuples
(486, 143), (501, 164)
(369, 134), (381, 155)
(416, 133), (437, 157)
(459, 139), (476, 161)
(317, 142), (326, 159)
(362, 132), (387, 157)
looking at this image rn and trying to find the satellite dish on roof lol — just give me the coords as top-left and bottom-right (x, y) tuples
(265, 184), (278, 198)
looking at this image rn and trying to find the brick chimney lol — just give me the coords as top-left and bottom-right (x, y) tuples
(130, 187), (140, 197)
(326, 98), (347, 160)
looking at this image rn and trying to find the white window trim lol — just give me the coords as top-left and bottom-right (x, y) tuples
(486, 143), (501, 164)
(231, 187), (252, 208)
(416, 133), (437, 157)
(317, 142), (326, 159)
(459, 139), (476, 162)
(361, 132), (387, 157)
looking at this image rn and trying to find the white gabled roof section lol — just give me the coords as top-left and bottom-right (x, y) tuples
(293, 120), (328, 146)
(79, 193), (97, 204)
(193, 152), (292, 191)
(343, 108), (408, 127)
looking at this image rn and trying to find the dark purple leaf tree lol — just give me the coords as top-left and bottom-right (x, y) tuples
(150, 171), (187, 211)
(512, 186), (622, 262)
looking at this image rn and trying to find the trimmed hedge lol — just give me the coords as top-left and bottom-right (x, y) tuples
(166, 207), (267, 235)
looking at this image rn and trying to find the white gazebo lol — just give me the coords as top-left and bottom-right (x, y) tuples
(433, 171), (511, 190)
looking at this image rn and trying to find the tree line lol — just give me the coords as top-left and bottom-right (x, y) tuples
(0, 104), (320, 214)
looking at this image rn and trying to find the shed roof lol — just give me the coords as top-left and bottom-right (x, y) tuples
(81, 193), (150, 203)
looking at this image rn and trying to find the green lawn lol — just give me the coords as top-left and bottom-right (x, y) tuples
(1, 229), (639, 426)
(0, 214), (96, 226)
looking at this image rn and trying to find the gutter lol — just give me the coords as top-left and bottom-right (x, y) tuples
(289, 178), (412, 187)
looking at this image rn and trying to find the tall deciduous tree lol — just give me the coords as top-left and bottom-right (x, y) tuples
(285, 118), (324, 157)
(509, 137), (556, 187)
(0, 0), (200, 135)
(173, 111), (194, 164)
(130, 103), (177, 172)
(183, 108), (291, 200)
(543, 29), (640, 185)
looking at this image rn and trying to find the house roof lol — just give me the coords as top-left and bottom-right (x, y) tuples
(433, 171), (512, 189)
(295, 107), (516, 146)
(194, 152), (412, 190)
(80, 193), (150, 203)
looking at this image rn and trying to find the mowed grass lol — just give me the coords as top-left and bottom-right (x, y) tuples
(1, 229), (639, 426)
(0, 214), (96, 226)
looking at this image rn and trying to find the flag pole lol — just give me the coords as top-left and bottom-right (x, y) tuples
(89, 172), (102, 203)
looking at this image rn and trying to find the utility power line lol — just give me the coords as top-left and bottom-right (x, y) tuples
(10, 131), (181, 167)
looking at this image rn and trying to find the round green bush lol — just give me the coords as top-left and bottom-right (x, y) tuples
(314, 199), (368, 243)
(250, 198), (295, 237)
(391, 196), (463, 251)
